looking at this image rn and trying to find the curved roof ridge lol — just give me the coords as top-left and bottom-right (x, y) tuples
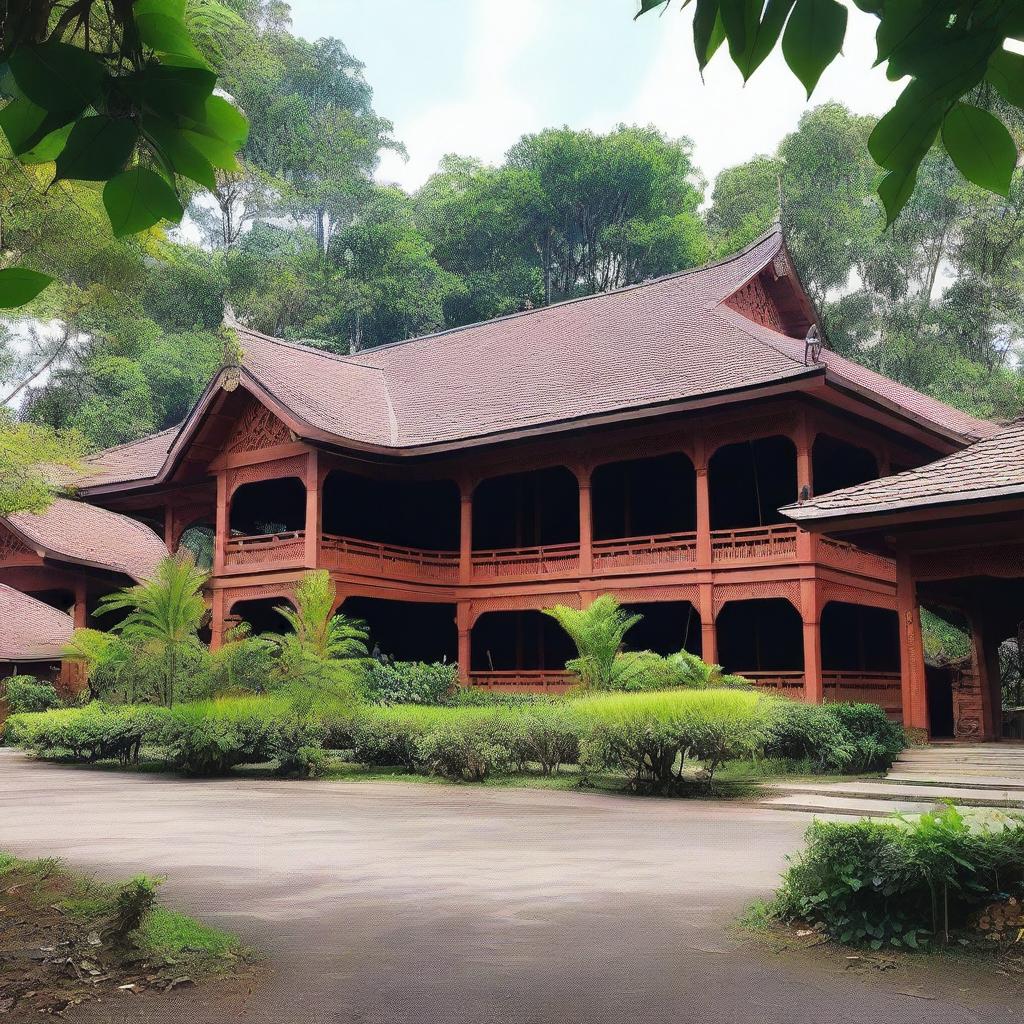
(0, 584), (74, 662)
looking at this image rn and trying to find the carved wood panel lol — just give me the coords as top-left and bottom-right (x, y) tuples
(713, 580), (801, 618)
(226, 454), (308, 498)
(226, 401), (292, 454)
(724, 274), (784, 332)
(0, 526), (36, 564)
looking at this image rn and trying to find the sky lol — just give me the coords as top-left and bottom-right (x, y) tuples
(288, 0), (904, 194)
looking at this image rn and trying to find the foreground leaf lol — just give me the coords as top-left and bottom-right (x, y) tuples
(942, 102), (1017, 197)
(103, 168), (184, 237)
(55, 116), (139, 182)
(0, 267), (53, 309)
(782, 0), (847, 96)
(7, 42), (105, 114)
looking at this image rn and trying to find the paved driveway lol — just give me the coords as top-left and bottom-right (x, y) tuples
(0, 749), (1019, 1023)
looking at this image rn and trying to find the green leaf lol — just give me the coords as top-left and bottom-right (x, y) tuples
(189, 95), (249, 147)
(135, 10), (205, 62)
(693, 0), (727, 70)
(103, 167), (184, 237)
(0, 97), (70, 156)
(877, 165), (917, 225)
(987, 48), (1024, 109)
(180, 128), (241, 172)
(123, 63), (217, 120)
(7, 42), (105, 114)
(868, 81), (944, 172)
(0, 267), (53, 309)
(745, 0), (797, 79)
(720, 0), (796, 80)
(143, 118), (216, 190)
(54, 116), (139, 182)
(634, 0), (669, 17)
(782, 0), (847, 96)
(942, 102), (1017, 197)
(20, 122), (74, 165)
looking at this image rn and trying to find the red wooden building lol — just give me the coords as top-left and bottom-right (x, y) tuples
(0, 228), (998, 719)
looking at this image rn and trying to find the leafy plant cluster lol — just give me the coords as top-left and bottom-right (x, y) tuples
(769, 807), (1024, 948)
(1, 674), (64, 715)
(361, 660), (459, 706)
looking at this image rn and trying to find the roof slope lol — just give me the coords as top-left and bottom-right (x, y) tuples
(0, 585), (73, 662)
(785, 419), (1024, 524)
(77, 226), (997, 491)
(5, 498), (166, 581)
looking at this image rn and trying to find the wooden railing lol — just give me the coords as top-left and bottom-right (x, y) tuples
(710, 523), (799, 562)
(225, 530), (306, 566)
(468, 670), (575, 691)
(741, 670), (806, 695)
(824, 671), (902, 717)
(471, 541), (580, 578)
(819, 536), (896, 581)
(321, 533), (460, 582)
(592, 530), (698, 571)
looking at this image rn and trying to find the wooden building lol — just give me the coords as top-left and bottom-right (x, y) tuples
(0, 228), (998, 718)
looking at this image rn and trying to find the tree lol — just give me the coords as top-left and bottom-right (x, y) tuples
(266, 571), (369, 662)
(96, 553), (209, 707)
(0, 413), (85, 516)
(636, 0), (1024, 221)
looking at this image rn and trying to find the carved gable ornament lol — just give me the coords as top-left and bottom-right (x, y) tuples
(226, 401), (293, 455)
(0, 524), (36, 563)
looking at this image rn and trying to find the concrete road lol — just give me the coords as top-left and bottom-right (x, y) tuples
(0, 749), (1020, 1024)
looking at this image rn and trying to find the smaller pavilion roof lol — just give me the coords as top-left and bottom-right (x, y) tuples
(783, 419), (1024, 528)
(4, 498), (166, 581)
(0, 585), (74, 663)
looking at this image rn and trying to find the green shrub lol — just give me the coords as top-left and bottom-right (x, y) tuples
(771, 807), (1024, 948)
(665, 650), (753, 690)
(5, 704), (168, 764)
(271, 713), (331, 778)
(503, 704), (580, 775)
(448, 687), (554, 708)
(160, 697), (282, 775)
(362, 660), (457, 705)
(2, 676), (63, 715)
(416, 714), (514, 781)
(823, 702), (906, 772)
(348, 705), (454, 771)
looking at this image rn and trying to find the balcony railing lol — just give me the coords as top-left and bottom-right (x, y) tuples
(468, 670), (575, 691)
(321, 533), (460, 582)
(471, 541), (580, 578)
(824, 671), (902, 717)
(819, 536), (896, 581)
(592, 530), (698, 571)
(741, 670), (806, 695)
(225, 530), (306, 567)
(710, 523), (798, 563)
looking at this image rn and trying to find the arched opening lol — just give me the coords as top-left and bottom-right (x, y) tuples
(812, 435), (879, 497)
(322, 471), (459, 551)
(177, 521), (216, 569)
(470, 611), (576, 672)
(229, 477), (306, 537)
(341, 597), (457, 663)
(591, 453), (696, 540)
(709, 436), (797, 529)
(821, 602), (899, 673)
(230, 596), (295, 636)
(716, 599), (803, 676)
(473, 467), (579, 551)
(622, 601), (701, 657)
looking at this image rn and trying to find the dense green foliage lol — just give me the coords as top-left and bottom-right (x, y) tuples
(770, 807), (1024, 948)
(361, 660), (458, 706)
(0, 675), (62, 715)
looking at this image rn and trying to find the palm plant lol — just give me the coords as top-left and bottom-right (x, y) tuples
(96, 554), (209, 707)
(268, 570), (369, 662)
(543, 595), (644, 690)
(62, 627), (133, 701)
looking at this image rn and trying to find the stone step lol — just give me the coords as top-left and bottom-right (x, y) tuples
(760, 794), (940, 817)
(897, 752), (1024, 762)
(890, 766), (1024, 778)
(886, 771), (1024, 789)
(767, 780), (1024, 808)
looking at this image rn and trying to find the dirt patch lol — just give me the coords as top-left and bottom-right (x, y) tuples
(0, 859), (256, 1019)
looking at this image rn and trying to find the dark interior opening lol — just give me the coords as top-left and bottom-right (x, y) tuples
(470, 611), (577, 671)
(926, 663), (956, 738)
(230, 597), (295, 636)
(472, 467), (579, 551)
(342, 597), (457, 663)
(623, 601), (702, 657)
(812, 434), (879, 498)
(27, 588), (75, 615)
(821, 602), (899, 672)
(708, 435), (797, 529)
(323, 472), (459, 551)
(716, 599), (803, 673)
(591, 453), (696, 540)
(230, 478), (306, 535)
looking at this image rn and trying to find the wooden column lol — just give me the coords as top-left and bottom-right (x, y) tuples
(969, 608), (1002, 741)
(800, 579), (823, 704)
(694, 436), (712, 568)
(163, 505), (175, 553)
(795, 417), (815, 562)
(210, 589), (226, 653)
(577, 468), (593, 576)
(456, 601), (471, 684)
(304, 449), (321, 568)
(214, 472), (229, 574)
(459, 483), (474, 584)
(699, 582), (716, 665)
(72, 579), (88, 630)
(896, 555), (929, 732)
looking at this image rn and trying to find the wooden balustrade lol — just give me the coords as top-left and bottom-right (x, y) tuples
(823, 671), (903, 717)
(471, 541), (580, 578)
(819, 536), (896, 581)
(225, 530), (306, 566)
(321, 533), (460, 582)
(592, 530), (698, 571)
(740, 670), (806, 694)
(710, 524), (799, 562)
(468, 670), (575, 691)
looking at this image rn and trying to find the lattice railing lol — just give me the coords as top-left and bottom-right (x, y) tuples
(225, 530), (306, 566)
(710, 524), (799, 562)
(471, 541), (580, 578)
(824, 671), (902, 717)
(468, 670), (575, 691)
(740, 671), (806, 695)
(819, 536), (896, 581)
(592, 531), (698, 571)
(321, 533), (460, 582)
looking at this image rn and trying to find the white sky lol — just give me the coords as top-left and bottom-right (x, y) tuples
(288, 0), (903, 193)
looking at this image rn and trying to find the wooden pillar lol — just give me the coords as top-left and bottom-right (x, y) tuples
(214, 472), (229, 574)
(801, 579), (823, 704)
(459, 483), (474, 584)
(210, 589), (226, 653)
(699, 582), (717, 665)
(72, 579), (88, 630)
(457, 602), (471, 684)
(694, 437), (712, 568)
(795, 417), (815, 562)
(303, 449), (321, 568)
(896, 555), (928, 732)
(969, 607), (1002, 741)
(163, 505), (175, 553)
(577, 468), (592, 576)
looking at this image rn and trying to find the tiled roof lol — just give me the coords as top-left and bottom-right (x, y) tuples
(71, 427), (179, 488)
(784, 419), (1024, 524)
(0, 585), (73, 662)
(5, 498), (166, 581)
(76, 226), (997, 489)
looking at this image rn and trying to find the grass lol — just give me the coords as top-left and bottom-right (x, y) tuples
(135, 907), (243, 962)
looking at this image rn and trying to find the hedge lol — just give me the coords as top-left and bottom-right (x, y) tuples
(2, 676), (63, 716)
